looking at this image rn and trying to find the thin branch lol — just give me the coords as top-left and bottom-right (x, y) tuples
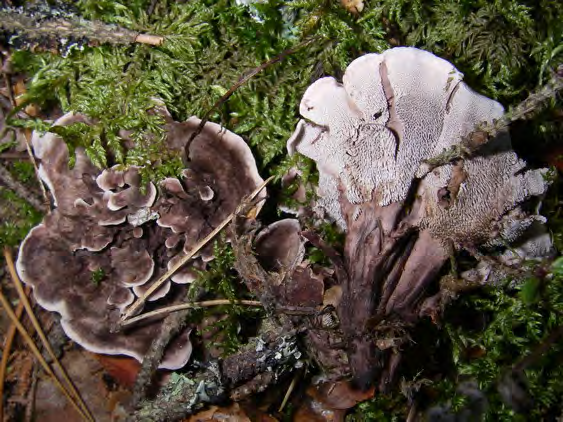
(0, 58), (51, 209)
(0, 162), (44, 211)
(131, 308), (191, 408)
(0, 7), (163, 52)
(513, 324), (563, 373)
(23, 125), (51, 209)
(0, 152), (30, 160)
(424, 68), (563, 169)
(120, 176), (274, 323)
(184, 38), (318, 155)
(3, 248), (94, 422)
(122, 299), (263, 327)
(279, 369), (301, 412)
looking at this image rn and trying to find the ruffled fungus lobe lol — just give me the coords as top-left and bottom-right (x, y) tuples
(17, 112), (265, 369)
(287, 47), (551, 388)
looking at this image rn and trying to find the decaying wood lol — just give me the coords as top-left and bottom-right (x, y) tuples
(131, 309), (191, 409)
(0, 5), (163, 53)
(132, 328), (301, 421)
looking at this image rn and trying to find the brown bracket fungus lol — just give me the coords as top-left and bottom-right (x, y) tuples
(287, 47), (552, 388)
(17, 111), (266, 369)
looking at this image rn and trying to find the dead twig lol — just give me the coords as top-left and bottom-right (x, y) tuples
(0, 152), (30, 160)
(0, 161), (45, 211)
(0, 7), (163, 52)
(279, 369), (301, 412)
(424, 67), (563, 169)
(184, 38), (318, 155)
(121, 176), (273, 323)
(131, 308), (191, 408)
(0, 283), (28, 421)
(3, 248), (94, 422)
(122, 299), (263, 328)
(0, 58), (51, 209)
(513, 325), (563, 373)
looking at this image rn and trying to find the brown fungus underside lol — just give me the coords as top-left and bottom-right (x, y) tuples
(287, 47), (552, 389)
(16, 112), (265, 369)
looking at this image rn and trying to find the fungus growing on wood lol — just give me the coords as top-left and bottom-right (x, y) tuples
(253, 219), (324, 307)
(287, 47), (552, 388)
(17, 111), (266, 369)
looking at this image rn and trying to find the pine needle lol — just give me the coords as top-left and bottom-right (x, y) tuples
(3, 248), (94, 422)
(121, 299), (263, 327)
(279, 369), (301, 413)
(0, 285), (27, 421)
(120, 176), (273, 323)
(0, 287), (92, 421)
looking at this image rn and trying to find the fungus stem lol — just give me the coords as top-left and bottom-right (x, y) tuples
(121, 299), (263, 327)
(3, 248), (94, 422)
(121, 176), (274, 323)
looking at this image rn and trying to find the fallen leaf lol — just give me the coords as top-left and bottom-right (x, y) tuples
(187, 403), (251, 422)
(94, 354), (141, 388)
(308, 381), (375, 410)
(340, 0), (364, 15)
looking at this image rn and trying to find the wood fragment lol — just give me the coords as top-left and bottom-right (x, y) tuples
(122, 299), (262, 328)
(131, 309), (190, 408)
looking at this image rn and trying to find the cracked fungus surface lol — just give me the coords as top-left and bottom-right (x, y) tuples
(17, 112), (265, 368)
(288, 47), (549, 250)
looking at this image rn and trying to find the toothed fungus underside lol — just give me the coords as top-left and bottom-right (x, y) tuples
(17, 112), (265, 368)
(287, 47), (552, 386)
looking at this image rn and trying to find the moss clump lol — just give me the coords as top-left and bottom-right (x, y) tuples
(0, 188), (42, 249)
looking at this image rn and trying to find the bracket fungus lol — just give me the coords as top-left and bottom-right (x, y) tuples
(287, 47), (552, 388)
(17, 111), (265, 369)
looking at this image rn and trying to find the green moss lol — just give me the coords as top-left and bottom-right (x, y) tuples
(2, 0), (563, 417)
(90, 268), (105, 285)
(430, 261), (563, 420)
(11, 161), (36, 184)
(190, 239), (264, 356)
(0, 189), (43, 249)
